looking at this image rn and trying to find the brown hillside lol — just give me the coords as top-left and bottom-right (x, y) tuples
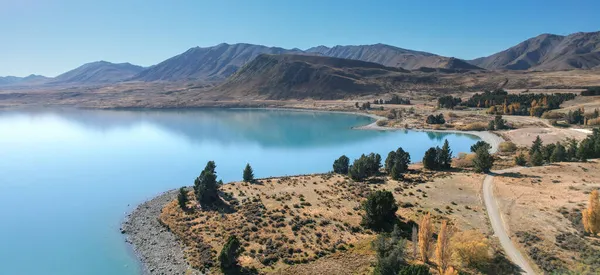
(215, 54), (412, 100)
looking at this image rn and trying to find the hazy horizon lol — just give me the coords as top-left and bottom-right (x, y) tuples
(1, 0), (599, 77)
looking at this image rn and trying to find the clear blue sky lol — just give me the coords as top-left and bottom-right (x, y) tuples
(1, 0), (598, 77)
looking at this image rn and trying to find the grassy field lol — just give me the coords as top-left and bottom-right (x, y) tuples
(159, 166), (502, 274)
(494, 161), (600, 274)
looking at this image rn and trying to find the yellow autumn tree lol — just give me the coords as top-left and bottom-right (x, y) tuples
(451, 230), (491, 267)
(583, 190), (600, 235)
(443, 266), (459, 275)
(418, 212), (433, 263)
(436, 220), (453, 273)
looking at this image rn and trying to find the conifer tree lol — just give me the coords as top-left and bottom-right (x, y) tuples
(194, 161), (220, 206)
(243, 163), (254, 182)
(219, 235), (241, 272)
(473, 146), (494, 173)
(178, 187), (188, 211)
(440, 139), (452, 169)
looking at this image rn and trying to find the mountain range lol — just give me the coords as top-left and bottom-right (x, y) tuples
(1, 31), (598, 87)
(469, 32), (600, 70)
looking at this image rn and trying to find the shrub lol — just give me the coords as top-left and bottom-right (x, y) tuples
(426, 114), (445, 124)
(487, 120), (495, 131)
(454, 153), (476, 168)
(541, 111), (564, 119)
(398, 264), (431, 275)
(452, 230), (491, 268)
(372, 231), (407, 275)
(376, 120), (387, 127)
(458, 122), (488, 131)
(361, 190), (398, 231)
(588, 118), (600, 126)
(498, 141), (517, 153)
(470, 141), (491, 153)
(514, 153), (527, 166)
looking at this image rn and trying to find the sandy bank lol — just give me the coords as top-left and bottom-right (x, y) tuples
(353, 116), (504, 153)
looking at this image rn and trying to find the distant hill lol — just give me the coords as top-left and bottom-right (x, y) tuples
(131, 43), (303, 82)
(215, 54), (413, 100)
(0, 74), (50, 86)
(469, 31), (600, 70)
(51, 61), (144, 84)
(306, 43), (482, 70)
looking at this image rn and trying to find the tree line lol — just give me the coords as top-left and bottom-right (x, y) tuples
(373, 94), (412, 105)
(517, 129), (600, 167)
(438, 89), (576, 117)
(581, 87), (600, 96)
(332, 139), (496, 182)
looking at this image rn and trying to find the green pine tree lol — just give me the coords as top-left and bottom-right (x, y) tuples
(194, 161), (220, 206)
(243, 163), (254, 182)
(440, 139), (452, 169)
(550, 143), (566, 163)
(530, 150), (544, 166)
(178, 187), (188, 211)
(361, 190), (398, 232)
(473, 146), (494, 173)
(530, 136), (543, 156)
(423, 147), (439, 170)
(219, 235), (241, 272)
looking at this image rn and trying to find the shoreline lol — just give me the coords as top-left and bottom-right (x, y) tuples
(122, 189), (201, 275)
(351, 113), (504, 153)
(121, 106), (504, 274)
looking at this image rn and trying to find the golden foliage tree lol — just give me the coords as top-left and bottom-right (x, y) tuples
(583, 190), (600, 235)
(443, 266), (459, 275)
(436, 220), (453, 273)
(418, 212), (433, 263)
(451, 230), (491, 267)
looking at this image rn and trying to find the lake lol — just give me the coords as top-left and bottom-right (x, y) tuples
(0, 108), (479, 275)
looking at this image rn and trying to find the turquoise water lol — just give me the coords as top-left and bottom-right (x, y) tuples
(0, 109), (479, 275)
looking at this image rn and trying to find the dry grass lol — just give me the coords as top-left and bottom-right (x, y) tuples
(498, 141), (517, 153)
(453, 153), (476, 168)
(456, 122), (488, 131)
(494, 161), (600, 273)
(159, 167), (492, 274)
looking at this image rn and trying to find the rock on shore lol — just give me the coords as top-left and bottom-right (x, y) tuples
(122, 189), (202, 275)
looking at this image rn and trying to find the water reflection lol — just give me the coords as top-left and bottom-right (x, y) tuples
(0, 109), (477, 148)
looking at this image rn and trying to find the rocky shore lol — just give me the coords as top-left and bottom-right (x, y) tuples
(122, 189), (201, 275)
